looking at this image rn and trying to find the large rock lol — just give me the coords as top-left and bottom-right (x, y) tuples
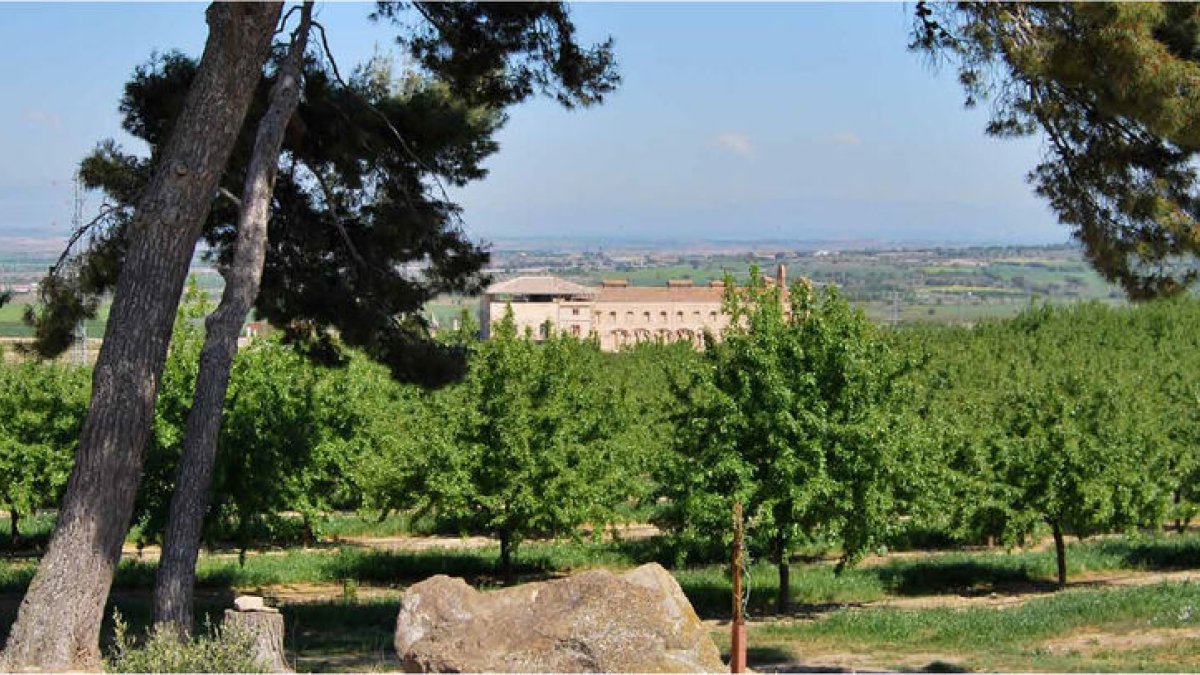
(394, 563), (725, 673)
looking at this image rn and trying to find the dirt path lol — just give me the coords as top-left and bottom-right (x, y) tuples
(118, 523), (661, 561)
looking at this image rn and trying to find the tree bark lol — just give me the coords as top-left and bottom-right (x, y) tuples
(775, 533), (790, 614)
(1052, 522), (1067, 588)
(500, 532), (514, 584)
(8, 509), (19, 550)
(1175, 489), (1185, 534)
(224, 609), (290, 672)
(154, 3), (311, 636)
(0, 4), (281, 670)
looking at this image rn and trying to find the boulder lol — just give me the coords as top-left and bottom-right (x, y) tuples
(394, 563), (724, 673)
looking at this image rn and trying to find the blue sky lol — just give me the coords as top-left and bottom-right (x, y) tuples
(0, 2), (1066, 248)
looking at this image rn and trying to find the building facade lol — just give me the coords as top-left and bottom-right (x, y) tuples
(480, 266), (788, 351)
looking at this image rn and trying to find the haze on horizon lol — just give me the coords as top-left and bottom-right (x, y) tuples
(0, 2), (1068, 249)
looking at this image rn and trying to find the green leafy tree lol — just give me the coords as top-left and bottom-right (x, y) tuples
(913, 303), (1173, 586)
(913, 2), (1200, 299)
(386, 308), (635, 581)
(136, 332), (403, 553)
(0, 361), (89, 547)
(661, 270), (919, 611)
(1147, 299), (1200, 531)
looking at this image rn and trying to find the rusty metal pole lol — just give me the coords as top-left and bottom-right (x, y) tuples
(731, 502), (747, 673)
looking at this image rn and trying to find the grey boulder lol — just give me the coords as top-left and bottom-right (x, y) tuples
(394, 563), (725, 672)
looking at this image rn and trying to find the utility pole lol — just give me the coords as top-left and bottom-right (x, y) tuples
(731, 501), (747, 673)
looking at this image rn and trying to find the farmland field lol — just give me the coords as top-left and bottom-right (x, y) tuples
(1, 244), (1128, 338)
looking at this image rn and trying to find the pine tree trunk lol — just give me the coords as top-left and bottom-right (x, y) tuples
(154, 4), (311, 636)
(1052, 522), (1067, 588)
(0, 5), (281, 670)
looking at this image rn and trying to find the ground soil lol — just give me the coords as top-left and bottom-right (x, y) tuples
(1042, 626), (1200, 657)
(118, 523), (662, 560)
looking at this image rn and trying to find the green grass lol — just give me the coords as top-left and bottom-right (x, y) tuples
(0, 294), (110, 338)
(0, 530), (1196, 609)
(0, 511), (56, 550)
(0, 531), (1196, 671)
(318, 512), (429, 539)
(746, 582), (1200, 672)
(674, 533), (1200, 617)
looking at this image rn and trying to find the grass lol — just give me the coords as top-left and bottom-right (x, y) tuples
(745, 582), (1200, 672)
(317, 512), (431, 539)
(0, 531), (1196, 671)
(0, 530), (1195, 608)
(0, 511), (56, 552)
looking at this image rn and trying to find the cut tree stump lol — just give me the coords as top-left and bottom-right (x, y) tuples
(225, 598), (290, 672)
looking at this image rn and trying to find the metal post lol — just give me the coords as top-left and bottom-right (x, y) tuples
(731, 501), (747, 673)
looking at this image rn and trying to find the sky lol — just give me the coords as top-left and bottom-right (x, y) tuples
(0, 2), (1068, 248)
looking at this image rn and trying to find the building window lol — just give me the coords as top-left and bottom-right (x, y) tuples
(709, 312), (718, 320)
(572, 308), (580, 316)
(571, 325), (581, 337)
(644, 311), (651, 323)
(660, 311), (668, 323)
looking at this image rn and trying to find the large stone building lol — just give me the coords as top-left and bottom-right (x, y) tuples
(480, 266), (788, 351)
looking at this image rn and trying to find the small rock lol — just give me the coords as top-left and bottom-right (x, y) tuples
(234, 595), (265, 612)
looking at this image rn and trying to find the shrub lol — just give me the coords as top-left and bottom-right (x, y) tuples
(105, 611), (268, 673)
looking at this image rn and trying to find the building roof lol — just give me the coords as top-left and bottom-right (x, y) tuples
(485, 276), (598, 298)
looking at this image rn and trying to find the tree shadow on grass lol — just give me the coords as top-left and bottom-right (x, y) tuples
(678, 576), (862, 621)
(310, 549), (562, 588)
(870, 559), (1055, 597)
(727, 645), (794, 668)
(282, 599), (402, 673)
